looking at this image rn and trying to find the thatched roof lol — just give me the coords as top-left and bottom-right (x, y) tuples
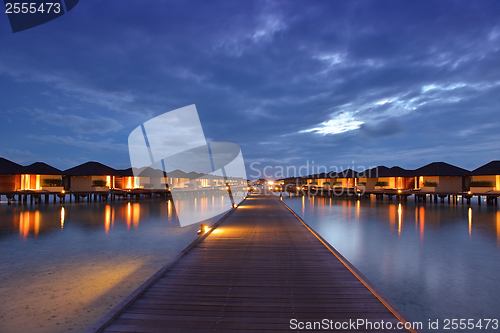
(65, 162), (119, 176)
(413, 162), (470, 177)
(20, 162), (62, 175)
(471, 161), (500, 176)
(0, 157), (22, 175)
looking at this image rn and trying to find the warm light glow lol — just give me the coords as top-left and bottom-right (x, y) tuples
(60, 207), (65, 229)
(106, 176), (111, 188)
(419, 206), (425, 243)
(198, 224), (211, 234)
(126, 202), (132, 229)
(105, 205), (111, 235)
(61, 190), (65, 194)
(468, 191), (472, 195)
(356, 200), (360, 220)
(398, 189), (402, 193)
(398, 203), (402, 237)
(20, 174), (41, 190)
(133, 203), (140, 228)
(268, 181), (274, 185)
(389, 205), (396, 234)
(468, 207), (472, 237)
(19, 211), (40, 239)
(302, 195), (305, 217)
(496, 211), (500, 246)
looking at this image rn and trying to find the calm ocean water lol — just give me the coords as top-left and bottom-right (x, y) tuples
(2, 194), (499, 332)
(283, 194), (500, 332)
(0, 196), (227, 333)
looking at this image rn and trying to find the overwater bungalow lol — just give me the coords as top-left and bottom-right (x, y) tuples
(0, 157), (22, 192)
(329, 169), (358, 188)
(118, 167), (166, 189)
(356, 166), (389, 191)
(470, 161), (500, 193)
(64, 162), (119, 191)
(413, 162), (470, 192)
(306, 173), (331, 187)
(375, 166), (414, 190)
(165, 169), (190, 189)
(281, 176), (307, 190)
(17, 162), (64, 192)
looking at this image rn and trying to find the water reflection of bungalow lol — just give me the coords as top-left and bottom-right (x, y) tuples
(17, 162), (64, 192)
(470, 161), (500, 193)
(413, 162), (470, 192)
(376, 166), (414, 190)
(64, 162), (119, 191)
(0, 157), (22, 192)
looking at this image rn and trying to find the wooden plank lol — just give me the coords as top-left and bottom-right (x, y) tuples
(85, 191), (420, 333)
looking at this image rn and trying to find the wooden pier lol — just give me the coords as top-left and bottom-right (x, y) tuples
(283, 187), (500, 206)
(86, 191), (418, 333)
(0, 188), (228, 205)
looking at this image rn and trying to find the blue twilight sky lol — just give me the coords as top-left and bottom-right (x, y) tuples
(1, 1), (500, 179)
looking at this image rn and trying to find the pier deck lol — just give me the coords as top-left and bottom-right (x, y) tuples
(88, 192), (416, 333)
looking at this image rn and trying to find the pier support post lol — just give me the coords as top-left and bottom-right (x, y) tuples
(478, 195), (481, 205)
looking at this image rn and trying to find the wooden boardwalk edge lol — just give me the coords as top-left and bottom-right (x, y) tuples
(84, 199), (245, 333)
(277, 194), (422, 333)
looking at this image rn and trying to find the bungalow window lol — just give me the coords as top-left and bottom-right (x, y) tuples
(20, 174), (40, 190)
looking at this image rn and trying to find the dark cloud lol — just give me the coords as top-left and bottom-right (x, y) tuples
(359, 118), (403, 138)
(1, 0), (500, 175)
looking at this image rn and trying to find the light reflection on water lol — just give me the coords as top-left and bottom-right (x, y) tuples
(0, 194), (236, 240)
(0, 196), (229, 333)
(283, 195), (500, 332)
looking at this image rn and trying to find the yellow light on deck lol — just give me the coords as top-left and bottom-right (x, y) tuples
(268, 181), (274, 185)
(398, 190), (402, 193)
(61, 190), (65, 194)
(197, 224), (210, 234)
(468, 191), (472, 195)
